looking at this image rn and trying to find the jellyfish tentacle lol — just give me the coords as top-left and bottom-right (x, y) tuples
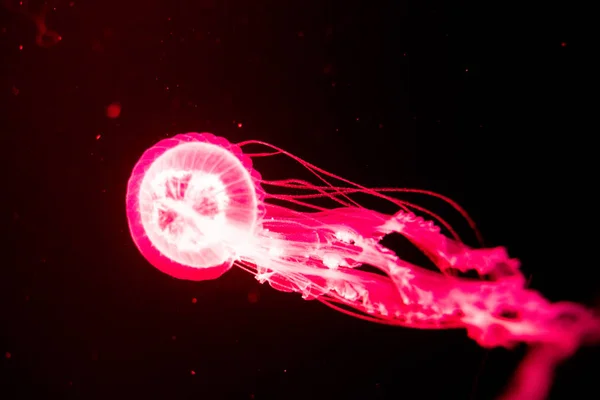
(240, 140), (481, 243)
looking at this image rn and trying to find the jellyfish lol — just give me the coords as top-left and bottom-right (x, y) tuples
(126, 132), (599, 390)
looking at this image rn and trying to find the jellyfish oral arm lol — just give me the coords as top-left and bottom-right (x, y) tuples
(234, 203), (599, 350)
(380, 210), (522, 281)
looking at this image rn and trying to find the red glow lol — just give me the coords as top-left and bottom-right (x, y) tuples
(248, 291), (259, 303)
(190, 370), (196, 375)
(561, 41), (567, 47)
(96, 134), (101, 140)
(237, 122), (243, 128)
(106, 102), (121, 119)
(19, 44), (23, 50)
(191, 297), (197, 304)
(5, 352), (11, 359)
(91, 40), (104, 53)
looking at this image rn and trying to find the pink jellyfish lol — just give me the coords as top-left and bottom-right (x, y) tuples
(126, 132), (598, 398)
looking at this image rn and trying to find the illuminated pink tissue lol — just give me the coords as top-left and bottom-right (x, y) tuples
(126, 132), (599, 396)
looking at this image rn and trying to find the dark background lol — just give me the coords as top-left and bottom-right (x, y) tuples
(1, 1), (595, 399)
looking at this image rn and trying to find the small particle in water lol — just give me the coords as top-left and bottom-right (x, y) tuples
(106, 102), (121, 119)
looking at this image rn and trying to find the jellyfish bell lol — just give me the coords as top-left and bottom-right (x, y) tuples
(126, 132), (263, 281)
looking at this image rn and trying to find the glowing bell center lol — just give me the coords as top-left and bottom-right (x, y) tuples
(149, 170), (230, 251)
